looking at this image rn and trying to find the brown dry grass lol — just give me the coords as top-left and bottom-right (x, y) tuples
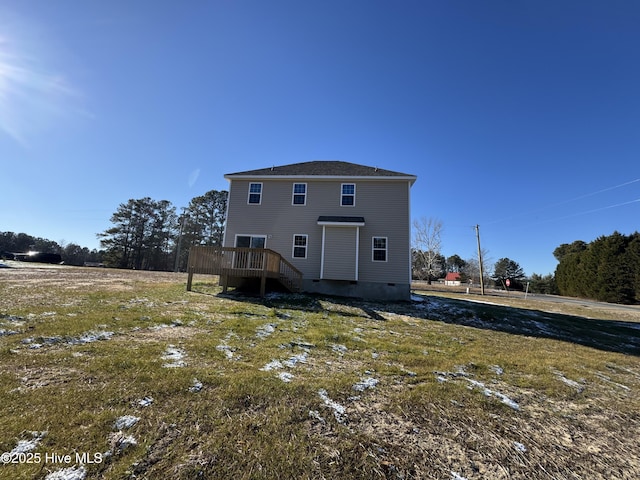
(0, 263), (639, 479)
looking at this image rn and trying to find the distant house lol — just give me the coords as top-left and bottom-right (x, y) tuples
(217, 161), (417, 300)
(444, 272), (461, 286)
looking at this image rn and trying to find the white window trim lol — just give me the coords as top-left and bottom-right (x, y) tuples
(247, 182), (263, 205)
(292, 183), (307, 206)
(292, 234), (308, 259)
(341, 183), (356, 207)
(372, 236), (388, 262)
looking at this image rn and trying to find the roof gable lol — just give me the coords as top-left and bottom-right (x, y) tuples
(445, 272), (461, 281)
(225, 161), (416, 182)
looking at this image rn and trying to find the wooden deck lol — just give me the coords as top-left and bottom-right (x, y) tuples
(186, 246), (303, 296)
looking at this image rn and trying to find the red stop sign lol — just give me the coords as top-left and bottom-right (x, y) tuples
(505, 279), (511, 287)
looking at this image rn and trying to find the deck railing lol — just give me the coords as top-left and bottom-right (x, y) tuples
(186, 246), (303, 295)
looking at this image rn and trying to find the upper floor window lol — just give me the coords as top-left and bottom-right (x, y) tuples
(292, 183), (307, 205)
(372, 237), (387, 262)
(248, 183), (262, 204)
(293, 234), (308, 258)
(341, 183), (355, 206)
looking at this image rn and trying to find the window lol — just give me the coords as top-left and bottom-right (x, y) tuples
(341, 183), (355, 206)
(293, 234), (308, 259)
(292, 183), (307, 205)
(372, 237), (387, 262)
(248, 183), (262, 204)
(236, 235), (266, 249)
(234, 235), (267, 269)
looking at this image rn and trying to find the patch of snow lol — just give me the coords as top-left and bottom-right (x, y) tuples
(0, 328), (18, 336)
(451, 472), (468, 480)
(514, 441), (527, 453)
(283, 352), (307, 368)
(262, 352), (308, 374)
(19, 331), (113, 349)
(553, 370), (585, 392)
(529, 320), (557, 336)
(111, 433), (137, 450)
(278, 372), (294, 383)
(162, 345), (186, 367)
(352, 377), (379, 392)
(331, 344), (348, 355)
(260, 360), (284, 371)
(594, 372), (630, 391)
(288, 340), (316, 349)
(114, 415), (140, 430)
(318, 389), (346, 423)
(189, 379), (203, 392)
(70, 331), (114, 345)
(308, 410), (325, 423)
(138, 396), (154, 407)
(9, 431), (47, 454)
(216, 344), (236, 361)
(45, 466), (87, 480)
(256, 323), (277, 339)
(149, 324), (170, 331)
(466, 379), (520, 410)
(411, 294), (427, 303)
(371, 352), (379, 359)
(490, 365), (504, 375)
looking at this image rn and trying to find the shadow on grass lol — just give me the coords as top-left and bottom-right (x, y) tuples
(188, 281), (640, 356)
(403, 293), (640, 357)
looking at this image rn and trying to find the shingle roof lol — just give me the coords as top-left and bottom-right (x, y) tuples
(225, 161), (416, 180)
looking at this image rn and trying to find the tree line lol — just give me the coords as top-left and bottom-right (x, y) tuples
(1, 189), (228, 271)
(97, 190), (228, 271)
(0, 231), (103, 266)
(554, 231), (640, 304)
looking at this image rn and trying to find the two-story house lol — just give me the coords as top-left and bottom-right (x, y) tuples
(219, 160), (417, 301)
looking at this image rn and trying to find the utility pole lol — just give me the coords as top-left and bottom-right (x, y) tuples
(475, 224), (485, 295)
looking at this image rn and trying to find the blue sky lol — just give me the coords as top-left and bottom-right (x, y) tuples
(1, 1), (639, 276)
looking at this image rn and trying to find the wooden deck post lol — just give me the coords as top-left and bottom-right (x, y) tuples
(260, 250), (268, 297)
(186, 267), (194, 291)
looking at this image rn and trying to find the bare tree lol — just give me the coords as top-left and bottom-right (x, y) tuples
(464, 248), (492, 287)
(412, 217), (444, 284)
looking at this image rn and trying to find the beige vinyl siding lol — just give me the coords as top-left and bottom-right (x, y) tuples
(224, 178), (411, 283)
(353, 181), (410, 284)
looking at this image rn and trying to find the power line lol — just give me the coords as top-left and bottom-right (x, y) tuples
(485, 177), (640, 227)
(532, 198), (640, 225)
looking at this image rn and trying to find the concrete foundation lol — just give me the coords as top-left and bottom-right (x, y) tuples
(302, 279), (410, 301)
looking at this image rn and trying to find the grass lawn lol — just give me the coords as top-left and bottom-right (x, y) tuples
(1, 264), (639, 479)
